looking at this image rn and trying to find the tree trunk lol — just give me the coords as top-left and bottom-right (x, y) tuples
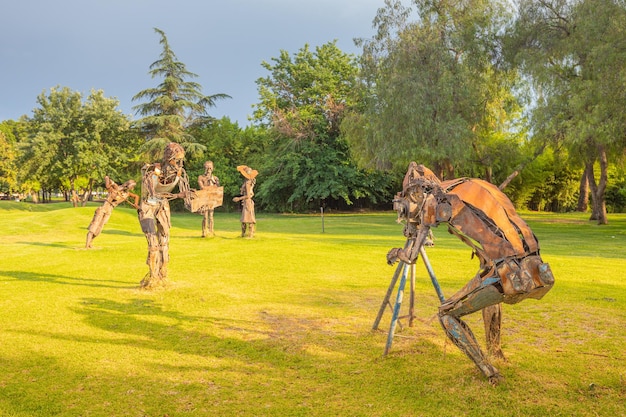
(577, 169), (589, 212)
(587, 146), (608, 225)
(444, 159), (455, 181)
(434, 159), (455, 181)
(433, 162), (445, 181)
(499, 141), (547, 190)
(484, 165), (493, 184)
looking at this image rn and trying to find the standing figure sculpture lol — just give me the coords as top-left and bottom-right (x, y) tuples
(386, 162), (555, 384)
(85, 176), (139, 248)
(137, 142), (193, 289)
(197, 161), (221, 237)
(232, 165), (257, 238)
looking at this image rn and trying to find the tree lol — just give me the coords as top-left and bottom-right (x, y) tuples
(253, 41), (394, 212)
(0, 121), (18, 195)
(348, 0), (522, 180)
(19, 86), (135, 203)
(506, 0), (626, 224)
(187, 117), (267, 211)
(132, 28), (231, 159)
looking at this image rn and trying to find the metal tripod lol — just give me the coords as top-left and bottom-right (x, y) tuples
(372, 244), (446, 355)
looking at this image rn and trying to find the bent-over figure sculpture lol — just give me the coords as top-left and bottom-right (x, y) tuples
(138, 142), (193, 289)
(233, 165), (257, 238)
(386, 162), (555, 384)
(85, 176), (139, 248)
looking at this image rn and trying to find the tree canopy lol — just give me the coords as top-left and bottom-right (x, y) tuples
(18, 86), (137, 201)
(132, 27), (231, 160)
(2, 3), (626, 217)
(346, 0), (523, 181)
(506, 0), (626, 223)
(253, 41), (395, 211)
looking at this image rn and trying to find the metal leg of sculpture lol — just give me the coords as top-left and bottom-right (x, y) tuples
(373, 261), (406, 331)
(208, 210), (214, 235)
(384, 262), (410, 355)
(438, 283), (505, 384)
(418, 246), (445, 303)
(201, 212), (208, 238)
(377, 242), (439, 354)
(409, 264), (415, 327)
(85, 232), (95, 249)
(438, 314), (502, 384)
(482, 304), (505, 360)
(141, 248), (162, 288)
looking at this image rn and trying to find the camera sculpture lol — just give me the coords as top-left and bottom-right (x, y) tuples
(386, 163), (555, 384)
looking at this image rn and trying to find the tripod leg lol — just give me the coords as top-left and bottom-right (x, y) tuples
(409, 263), (416, 327)
(373, 261), (405, 330)
(384, 263), (409, 355)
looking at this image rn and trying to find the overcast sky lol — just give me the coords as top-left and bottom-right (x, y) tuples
(1, 0), (385, 127)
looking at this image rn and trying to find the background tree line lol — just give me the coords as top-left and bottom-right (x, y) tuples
(1, 0), (626, 222)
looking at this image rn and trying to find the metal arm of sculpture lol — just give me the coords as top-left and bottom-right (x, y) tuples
(387, 163), (555, 385)
(85, 176), (139, 248)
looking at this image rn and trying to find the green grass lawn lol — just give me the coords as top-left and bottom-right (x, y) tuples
(0, 201), (624, 416)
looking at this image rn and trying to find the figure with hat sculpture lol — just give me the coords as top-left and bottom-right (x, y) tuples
(386, 162), (554, 385)
(196, 160), (223, 237)
(233, 165), (258, 238)
(137, 142), (194, 289)
(85, 176), (139, 248)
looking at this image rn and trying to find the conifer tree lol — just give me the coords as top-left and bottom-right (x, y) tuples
(133, 28), (230, 159)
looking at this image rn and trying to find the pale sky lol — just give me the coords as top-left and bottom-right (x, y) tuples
(1, 0), (385, 126)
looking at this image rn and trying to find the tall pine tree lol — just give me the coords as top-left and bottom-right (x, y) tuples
(133, 28), (230, 159)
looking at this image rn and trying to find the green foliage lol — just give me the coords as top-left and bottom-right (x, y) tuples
(502, 146), (578, 212)
(507, 0), (626, 222)
(132, 28), (231, 159)
(605, 165), (626, 213)
(0, 121), (18, 193)
(1, 203), (625, 416)
(17, 86), (137, 199)
(186, 117), (267, 211)
(253, 41), (393, 211)
(351, 0), (522, 178)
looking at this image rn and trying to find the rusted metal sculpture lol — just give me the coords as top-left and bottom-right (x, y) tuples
(137, 142), (193, 289)
(195, 160), (223, 237)
(232, 165), (257, 238)
(386, 162), (555, 384)
(85, 176), (139, 248)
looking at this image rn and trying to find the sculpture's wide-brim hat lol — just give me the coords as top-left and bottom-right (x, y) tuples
(237, 165), (258, 180)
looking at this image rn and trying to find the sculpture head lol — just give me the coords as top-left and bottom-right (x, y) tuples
(394, 162), (441, 225)
(236, 165), (258, 180)
(204, 160), (214, 174)
(163, 142), (185, 171)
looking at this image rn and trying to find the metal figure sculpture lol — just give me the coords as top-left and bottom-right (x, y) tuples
(137, 142), (193, 289)
(386, 162), (555, 384)
(85, 176), (139, 248)
(196, 160), (223, 237)
(232, 165), (257, 238)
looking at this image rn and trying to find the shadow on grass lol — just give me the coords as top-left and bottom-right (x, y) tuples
(17, 241), (76, 249)
(101, 229), (144, 237)
(68, 298), (306, 366)
(67, 297), (448, 375)
(1, 270), (131, 288)
(5, 296), (512, 416)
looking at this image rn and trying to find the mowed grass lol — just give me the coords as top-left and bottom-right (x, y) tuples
(0, 201), (624, 416)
